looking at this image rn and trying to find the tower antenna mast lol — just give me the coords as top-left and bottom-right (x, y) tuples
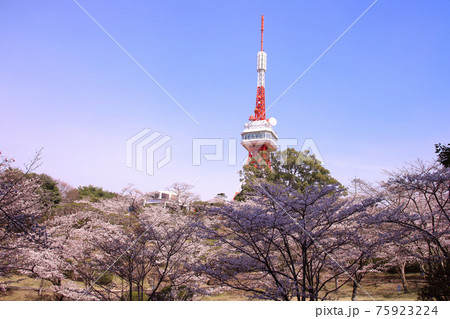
(261, 15), (264, 51)
(240, 15), (278, 168)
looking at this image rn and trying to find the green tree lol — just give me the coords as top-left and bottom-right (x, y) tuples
(78, 185), (116, 202)
(236, 148), (341, 201)
(435, 143), (450, 168)
(215, 193), (227, 199)
(27, 173), (61, 205)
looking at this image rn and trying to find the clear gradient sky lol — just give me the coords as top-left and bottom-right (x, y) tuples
(1, 0), (449, 200)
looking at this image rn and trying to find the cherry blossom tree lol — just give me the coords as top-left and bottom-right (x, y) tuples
(377, 161), (450, 300)
(56, 180), (80, 203)
(17, 207), (106, 300)
(197, 181), (381, 300)
(46, 190), (201, 301)
(90, 207), (199, 301)
(0, 151), (50, 279)
(356, 160), (450, 300)
(168, 183), (199, 211)
(15, 189), (202, 301)
(379, 238), (419, 294)
(346, 179), (415, 298)
(344, 218), (390, 301)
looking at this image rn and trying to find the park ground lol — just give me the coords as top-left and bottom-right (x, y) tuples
(0, 272), (425, 301)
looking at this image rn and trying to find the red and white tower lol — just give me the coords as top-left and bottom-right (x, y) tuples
(241, 15), (278, 166)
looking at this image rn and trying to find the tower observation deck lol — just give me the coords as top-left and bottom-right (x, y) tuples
(241, 15), (278, 166)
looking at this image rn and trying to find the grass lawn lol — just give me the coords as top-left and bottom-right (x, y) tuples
(324, 273), (424, 301)
(0, 275), (54, 301)
(200, 273), (425, 301)
(1, 272), (425, 301)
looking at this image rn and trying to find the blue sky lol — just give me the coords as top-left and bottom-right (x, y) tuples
(1, 0), (449, 200)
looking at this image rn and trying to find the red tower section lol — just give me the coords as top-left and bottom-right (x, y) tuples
(254, 86), (266, 121)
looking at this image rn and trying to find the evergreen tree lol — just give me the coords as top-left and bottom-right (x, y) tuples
(236, 148), (341, 200)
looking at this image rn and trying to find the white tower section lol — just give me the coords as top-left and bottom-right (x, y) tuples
(241, 120), (278, 155)
(257, 51), (267, 87)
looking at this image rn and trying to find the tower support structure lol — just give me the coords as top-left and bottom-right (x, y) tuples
(241, 15), (278, 167)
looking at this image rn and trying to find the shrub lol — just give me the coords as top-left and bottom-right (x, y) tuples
(418, 260), (450, 301)
(97, 272), (114, 286)
(78, 185), (116, 201)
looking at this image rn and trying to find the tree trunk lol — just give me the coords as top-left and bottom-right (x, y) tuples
(301, 247), (307, 301)
(129, 279), (133, 301)
(121, 278), (124, 300)
(398, 262), (408, 293)
(351, 281), (358, 301)
(335, 277), (339, 297)
(141, 280), (144, 301)
(137, 283), (141, 301)
(419, 262), (426, 279)
(295, 281), (301, 301)
(38, 279), (45, 297)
